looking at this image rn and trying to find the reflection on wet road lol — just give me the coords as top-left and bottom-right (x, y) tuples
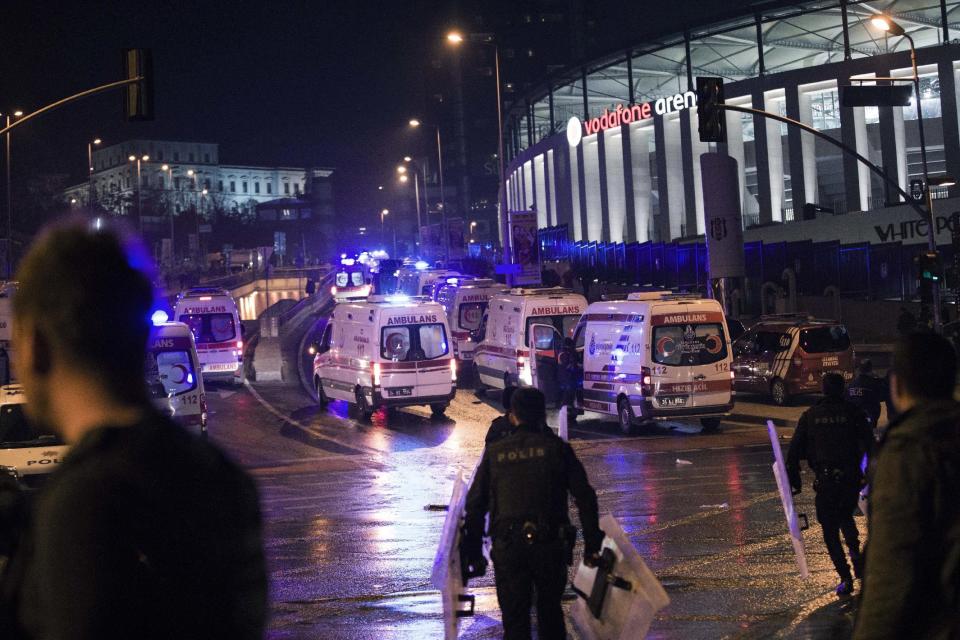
(205, 380), (859, 639)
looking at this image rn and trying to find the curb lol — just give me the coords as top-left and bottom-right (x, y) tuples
(727, 412), (793, 427)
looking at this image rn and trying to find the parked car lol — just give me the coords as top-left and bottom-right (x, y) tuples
(732, 315), (854, 405)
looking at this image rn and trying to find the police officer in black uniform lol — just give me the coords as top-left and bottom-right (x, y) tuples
(787, 373), (873, 596)
(847, 359), (885, 430)
(462, 387), (602, 639)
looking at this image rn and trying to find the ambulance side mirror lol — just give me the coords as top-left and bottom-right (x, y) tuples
(530, 324), (559, 351)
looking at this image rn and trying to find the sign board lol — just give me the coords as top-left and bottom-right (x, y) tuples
(767, 420), (809, 578)
(568, 90), (697, 146)
(509, 210), (540, 286)
(701, 153), (745, 279)
(910, 179), (925, 202)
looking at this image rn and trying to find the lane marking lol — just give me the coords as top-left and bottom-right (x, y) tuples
(244, 380), (383, 457)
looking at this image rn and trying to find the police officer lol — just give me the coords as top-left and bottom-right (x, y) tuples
(484, 386), (517, 444)
(787, 373), (873, 596)
(462, 387), (602, 639)
(557, 337), (579, 418)
(847, 359), (884, 430)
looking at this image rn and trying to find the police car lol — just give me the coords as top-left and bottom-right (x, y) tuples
(312, 295), (457, 419)
(0, 385), (67, 486)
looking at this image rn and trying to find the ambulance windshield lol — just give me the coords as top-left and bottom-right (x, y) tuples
(458, 302), (488, 331)
(381, 323), (449, 361)
(148, 350), (198, 395)
(524, 314), (579, 346)
(653, 323), (727, 366)
(179, 313), (237, 344)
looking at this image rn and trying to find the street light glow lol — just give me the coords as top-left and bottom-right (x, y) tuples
(161, 164), (169, 171)
(93, 138), (101, 145)
(381, 209), (389, 215)
(128, 155), (136, 161)
(399, 174), (409, 183)
(446, 31), (464, 44)
(142, 155), (149, 161)
(397, 165), (407, 174)
(403, 156), (412, 162)
(12, 111), (22, 117)
(871, 14), (905, 36)
(409, 119), (421, 127)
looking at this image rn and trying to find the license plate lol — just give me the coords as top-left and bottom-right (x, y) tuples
(387, 387), (413, 397)
(203, 363), (237, 372)
(658, 395), (688, 407)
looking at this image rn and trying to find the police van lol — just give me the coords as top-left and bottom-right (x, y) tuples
(173, 287), (244, 385)
(312, 295), (457, 419)
(571, 292), (734, 434)
(146, 320), (208, 435)
(0, 385), (67, 486)
(474, 287), (587, 394)
(437, 278), (503, 365)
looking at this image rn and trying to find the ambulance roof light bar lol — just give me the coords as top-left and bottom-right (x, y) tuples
(507, 286), (574, 296)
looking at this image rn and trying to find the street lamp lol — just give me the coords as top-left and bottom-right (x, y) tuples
(871, 14), (942, 331)
(399, 174), (409, 183)
(160, 164), (176, 265)
(409, 118), (449, 262)
(4, 109), (23, 277)
(397, 165), (407, 174)
(447, 30), (507, 262)
(87, 137), (101, 210)
(128, 153), (149, 232)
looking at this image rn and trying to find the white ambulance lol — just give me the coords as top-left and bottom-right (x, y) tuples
(437, 278), (503, 364)
(396, 266), (462, 297)
(312, 295), (457, 419)
(571, 292), (734, 434)
(146, 321), (208, 435)
(0, 384), (67, 486)
(173, 287), (244, 385)
(474, 287), (587, 394)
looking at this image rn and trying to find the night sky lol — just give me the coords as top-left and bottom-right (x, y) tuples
(1, 0), (766, 232)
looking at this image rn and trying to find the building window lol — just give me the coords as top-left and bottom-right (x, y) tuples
(174, 177), (181, 190)
(173, 151), (180, 161)
(218, 180), (224, 192)
(242, 181), (248, 193)
(204, 179), (211, 190)
(284, 183), (290, 195)
(159, 176), (165, 189)
(267, 183), (272, 194)
(158, 150), (164, 161)
(230, 181), (236, 192)
(255, 182), (260, 194)
(204, 153), (210, 163)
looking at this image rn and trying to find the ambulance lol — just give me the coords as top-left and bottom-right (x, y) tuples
(474, 287), (587, 394)
(173, 287), (244, 384)
(571, 292), (734, 434)
(0, 384), (67, 486)
(436, 278), (503, 364)
(146, 320), (208, 435)
(396, 266), (462, 297)
(331, 256), (372, 300)
(312, 295), (457, 419)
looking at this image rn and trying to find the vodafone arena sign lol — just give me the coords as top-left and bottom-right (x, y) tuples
(567, 90), (696, 146)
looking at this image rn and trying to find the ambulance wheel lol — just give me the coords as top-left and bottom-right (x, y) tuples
(315, 377), (328, 406)
(617, 397), (638, 435)
(770, 378), (790, 406)
(355, 388), (373, 420)
(430, 403), (448, 418)
(700, 417), (722, 433)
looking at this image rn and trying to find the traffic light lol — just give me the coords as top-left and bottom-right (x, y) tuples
(123, 48), (154, 122)
(915, 250), (944, 283)
(696, 77), (726, 144)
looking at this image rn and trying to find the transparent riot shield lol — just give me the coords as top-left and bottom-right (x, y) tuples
(767, 419), (810, 578)
(431, 468), (477, 639)
(570, 514), (670, 639)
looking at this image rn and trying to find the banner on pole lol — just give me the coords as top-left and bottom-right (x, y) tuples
(509, 210), (540, 286)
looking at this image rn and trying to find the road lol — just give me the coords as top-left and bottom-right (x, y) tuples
(202, 374), (864, 640)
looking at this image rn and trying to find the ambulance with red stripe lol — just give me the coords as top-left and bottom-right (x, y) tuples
(474, 288), (587, 395)
(436, 278), (503, 365)
(173, 287), (244, 385)
(146, 321), (208, 435)
(571, 292), (734, 434)
(312, 295), (457, 419)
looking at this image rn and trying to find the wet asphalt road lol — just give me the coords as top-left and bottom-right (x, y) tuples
(202, 375), (865, 640)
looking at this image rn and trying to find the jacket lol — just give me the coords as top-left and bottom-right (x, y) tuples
(853, 400), (960, 640)
(462, 422), (602, 556)
(4, 412), (267, 640)
(786, 396), (873, 493)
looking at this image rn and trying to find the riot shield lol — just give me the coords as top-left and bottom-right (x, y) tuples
(558, 405), (570, 441)
(430, 469), (477, 639)
(570, 514), (670, 640)
(767, 420), (809, 578)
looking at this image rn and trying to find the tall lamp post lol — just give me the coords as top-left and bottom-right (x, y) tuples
(5, 110), (22, 278)
(409, 119), (449, 263)
(447, 31), (508, 261)
(397, 164), (422, 243)
(87, 137), (101, 210)
(871, 14), (943, 331)
(161, 163), (175, 265)
(127, 154), (149, 233)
